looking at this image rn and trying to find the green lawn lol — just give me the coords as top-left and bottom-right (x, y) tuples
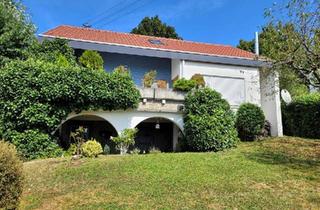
(21, 137), (320, 210)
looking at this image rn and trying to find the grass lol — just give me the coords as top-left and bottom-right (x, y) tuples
(21, 137), (320, 210)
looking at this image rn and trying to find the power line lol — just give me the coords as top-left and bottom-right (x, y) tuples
(91, 0), (145, 27)
(84, 0), (129, 27)
(96, 0), (150, 28)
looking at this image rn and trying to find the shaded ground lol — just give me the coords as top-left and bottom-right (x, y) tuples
(21, 137), (320, 210)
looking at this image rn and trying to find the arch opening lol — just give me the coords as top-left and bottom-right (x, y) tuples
(134, 117), (183, 152)
(55, 115), (118, 152)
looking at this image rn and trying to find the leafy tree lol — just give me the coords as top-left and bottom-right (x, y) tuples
(237, 24), (309, 97)
(131, 15), (182, 39)
(0, 0), (36, 66)
(79, 50), (104, 70)
(29, 38), (77, 66)
(239, 0), (319, 89)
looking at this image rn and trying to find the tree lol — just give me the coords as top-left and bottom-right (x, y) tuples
(262, 0), (319, 88)
(79, 50), (104, 70)
(0, 0), (36, 66)
(237, 24), (309, 97)
(131, 15), (182, 39)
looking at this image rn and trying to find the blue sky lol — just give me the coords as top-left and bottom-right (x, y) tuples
(23, 0), (279, 46)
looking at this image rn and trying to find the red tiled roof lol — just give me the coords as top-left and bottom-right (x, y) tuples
(42, 25), (256, 59)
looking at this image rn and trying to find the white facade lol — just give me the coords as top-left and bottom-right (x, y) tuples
(171, 59), (283, 136)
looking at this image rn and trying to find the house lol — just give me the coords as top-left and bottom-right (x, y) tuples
(40, 25), (283, 152)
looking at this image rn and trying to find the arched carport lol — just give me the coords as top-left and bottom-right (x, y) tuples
(60, 110), (184, 152)
(55, 114), (117, 151)
(133, 117), (183, 152)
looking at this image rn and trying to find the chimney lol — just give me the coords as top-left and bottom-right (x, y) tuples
(255, 32), (259, 56)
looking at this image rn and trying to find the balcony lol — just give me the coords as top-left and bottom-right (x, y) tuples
(137, 88), (186, 113)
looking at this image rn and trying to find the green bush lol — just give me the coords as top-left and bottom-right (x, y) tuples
(112, 128), (138, 155)
(0, 59), (140, 158)
(283, 93), (320, 138)
(79, 50), (104, 70)
(184, 88), (238, 152)
(235, 103), (265, 141)
(65, 143), (77, 156)
(7, 130), (63, 160)
(0, 141), (23, 209)
(191, 74), (205, 87)
(173, 78), (197, 91)
(82, 139), (103, 158)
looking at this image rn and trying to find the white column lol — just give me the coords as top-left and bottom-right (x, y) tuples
(260, 70), (283, 136)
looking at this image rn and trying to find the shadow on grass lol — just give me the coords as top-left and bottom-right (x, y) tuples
(244, 149), (320, 170)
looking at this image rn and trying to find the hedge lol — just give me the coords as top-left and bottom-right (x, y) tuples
(0, 59), (140, 159)
(282, 93), (320, 138)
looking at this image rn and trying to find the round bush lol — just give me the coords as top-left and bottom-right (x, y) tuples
(82, 140), (103, 158)
(184, 88), (238, 152)
(184, 87), (230, 116)
(7, 129), (63, 160)
(236, 103), (265, 141)
(0, 141), (23, 209)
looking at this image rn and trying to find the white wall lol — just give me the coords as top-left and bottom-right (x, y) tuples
(260, 71), (283, 136)
(171, 59), (182, 80)
(64, 110), (184, 135)
(182, 61), (261, 107)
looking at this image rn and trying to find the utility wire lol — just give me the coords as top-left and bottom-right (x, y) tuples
(83, 0), (129, 27)
(96, 0), (150, 28)
(92, 0), (145, 27)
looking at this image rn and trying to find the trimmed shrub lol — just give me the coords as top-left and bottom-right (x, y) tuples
(283, 93), (320, 138)
(184, 87), (230, 116)
(235, 103), (265, 141)
(0, 141), (23, 209)
(184, 88), (238, 152)
(7, 130), (63, 160)
(173, 78), (197, 92)
(191, 74), (205, 87)
(79, 50), (104, 70)
(82, 139), (103, 158)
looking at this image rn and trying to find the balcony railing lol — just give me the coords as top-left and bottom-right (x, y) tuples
(139, 88), (186, 101)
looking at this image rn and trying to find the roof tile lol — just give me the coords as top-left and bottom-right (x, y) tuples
(43, 25), (256, 59)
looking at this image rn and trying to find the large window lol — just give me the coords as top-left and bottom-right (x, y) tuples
(204, 76), (245, 106)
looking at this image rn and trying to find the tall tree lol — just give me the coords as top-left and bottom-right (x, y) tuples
(263, 0), (319, 88)
(0, 0), (36, 66)
(131, 15), (182, 39)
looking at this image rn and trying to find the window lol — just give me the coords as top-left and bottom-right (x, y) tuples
(204, 76), (245, 106)
(148, 39), (164, 45)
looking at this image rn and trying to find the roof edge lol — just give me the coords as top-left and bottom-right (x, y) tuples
(39, 33), (261, 62)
